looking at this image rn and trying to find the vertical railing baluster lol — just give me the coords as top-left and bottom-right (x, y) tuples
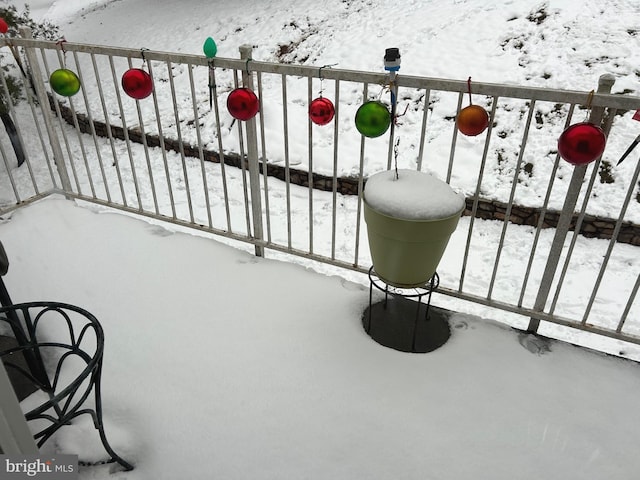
(580, 146), (640, 323)
(487, 98), (535, 300)
(281, 72), (292, 249)
(517, 104), (574, 308)
(353, 83), (370, 266)
(187, 62), (213, 229)
(74, 50), (110, 202)
(416, 88), (431, 172)
(233, 71), (253, 238)
(528, 73), (615, 332)
(551, 108), (617, 317)
(166, 60), (194, 222)
(109, 57), (144, 211)
(617, 272), (640, 334)
(107, 55), (141, 209)
(0, 147), (19, 201)
(549, 144), (604, 316)
(146, 60), (176, 219)
(62, 50), (95, 198)
(25, 84), (57, 192)
(92, 52), (125, 204)
(210, 66), (232, 233)
(40, 49), (82, 195)
(332, 80), (340, 261)
(126, 56), (158, 215)
(14, 41), (57, 192)
(447, 92), (464, 184)
(307, 76), (314, 254)
(19, 28), (68, 192)
(458, 98), (498, 292)
(257, 71), (271, 244)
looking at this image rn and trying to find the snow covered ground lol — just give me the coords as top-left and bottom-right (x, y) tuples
(2, 196), (640, 480)
(16, 0), (640, 221)
(1, 1), (640, 477)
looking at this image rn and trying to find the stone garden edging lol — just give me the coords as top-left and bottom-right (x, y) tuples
(50, 96), (640, 246)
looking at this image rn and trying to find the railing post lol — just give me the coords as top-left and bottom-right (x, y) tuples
(239, 44), (264, 257)
(527, 73), (615, 332)
(19, 27), (72, 194)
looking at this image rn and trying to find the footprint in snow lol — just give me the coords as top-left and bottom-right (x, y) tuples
(518, 332), (552, 355)
(452, 319), (469, 330)
(236, 256), (259, 265)
(340, 278), (366, 291)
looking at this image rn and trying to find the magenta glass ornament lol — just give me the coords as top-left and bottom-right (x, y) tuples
(122, 68), (153, 100)
(309, 97), (335, 125)
(557, 122), (606, 166)
(227, 87), (259, 121)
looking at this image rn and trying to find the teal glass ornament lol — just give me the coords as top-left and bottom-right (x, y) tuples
(203, 37), (217, 58)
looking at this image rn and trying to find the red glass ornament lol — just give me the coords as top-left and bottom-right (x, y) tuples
(557, 122), (606, 166)
(227, 88), (259, 121)
(122, 68), (153, 100)
(309, 97), (335, 125)
(0, 19), (8, 34)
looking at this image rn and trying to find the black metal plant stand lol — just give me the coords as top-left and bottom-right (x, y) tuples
(0, 302), (133, 471)
(362, 267), (450, 353)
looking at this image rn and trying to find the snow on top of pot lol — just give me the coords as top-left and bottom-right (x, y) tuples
(364, 169), (465, 220)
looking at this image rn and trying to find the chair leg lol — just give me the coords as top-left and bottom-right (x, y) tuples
(89, 363), (134, 471)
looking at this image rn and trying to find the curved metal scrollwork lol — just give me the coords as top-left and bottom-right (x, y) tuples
(0, 302), (133, 471)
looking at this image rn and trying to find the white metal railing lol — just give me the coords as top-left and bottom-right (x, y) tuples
(2, 31), (640, 351)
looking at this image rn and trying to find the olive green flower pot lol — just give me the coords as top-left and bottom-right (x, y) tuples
(363, 169), (464, 288)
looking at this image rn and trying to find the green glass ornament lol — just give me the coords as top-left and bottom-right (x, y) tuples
(49, 68), (81, 97)
(355, 100), (391, 138)
(203, 37), (217, 58)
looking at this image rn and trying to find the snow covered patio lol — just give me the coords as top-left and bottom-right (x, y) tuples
(1, 196), (639, 479)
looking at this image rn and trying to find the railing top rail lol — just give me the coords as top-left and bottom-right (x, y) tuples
(5, 37), (640, 110)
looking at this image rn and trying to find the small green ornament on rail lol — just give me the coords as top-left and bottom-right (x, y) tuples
(50, 68), (81, 97)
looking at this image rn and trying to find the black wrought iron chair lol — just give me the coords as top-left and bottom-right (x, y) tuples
(0, 242), (132, 471)
(0, 303), (133, 470)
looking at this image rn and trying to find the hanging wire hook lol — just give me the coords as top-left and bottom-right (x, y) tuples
(317, 63), (338, 97)
(55, 37), (67, 52)
(140, 47), (149, 66)
(586, 89), (595, 109)
(318, 63), (338, 80)
(207, 58), (216, 109)
(584, 89), (596, 121)
(55, 37), (67, 67)
(467, 76), (474, 105)
(245, 58), (253, 74)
